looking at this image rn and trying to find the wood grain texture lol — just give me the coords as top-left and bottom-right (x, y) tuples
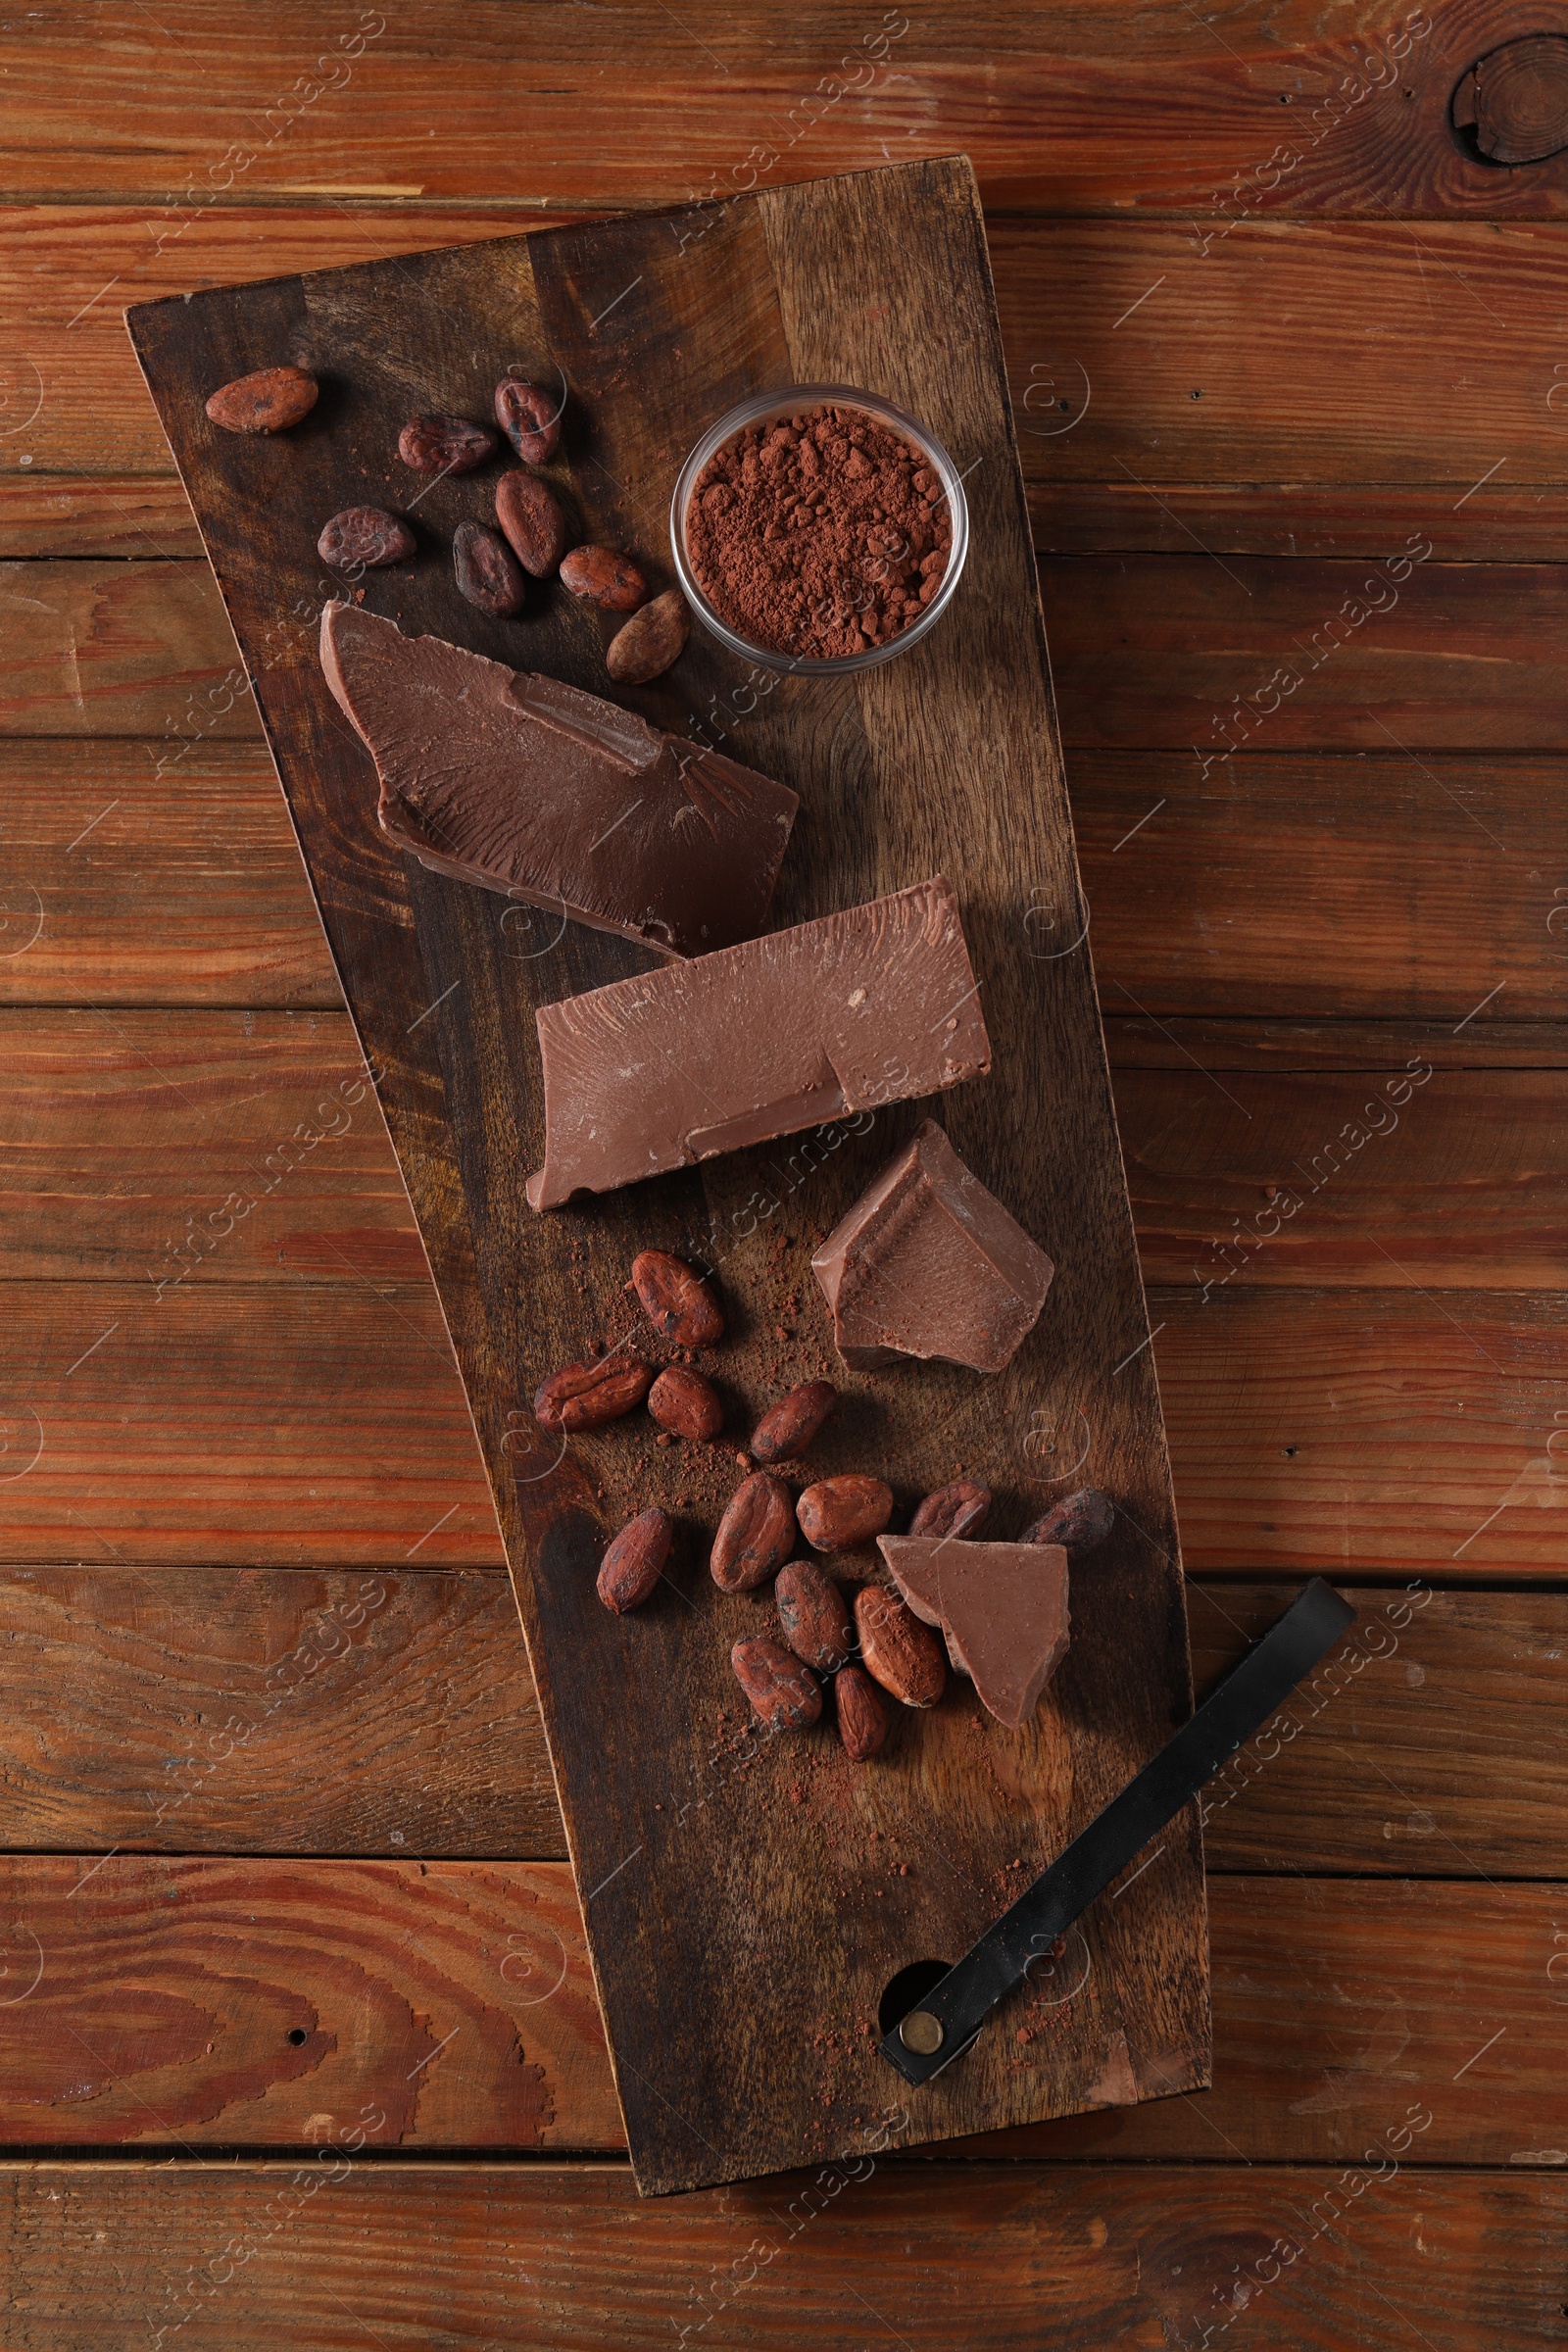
(16, 553), (1568, 753)
(0, 744), (338, 1009)
(0, 1567), (556, 1855)
(1106, 1017), (1568, 1072)
(0, 1279), (498, 1567)
(1073, 752), (1568, 1022)
(0, 1009), (420, 1284)
(0, 1856), (619, 2149)
(6, 1015), (1565, 1293)
(126, 158), (1206, 2191)
(18, 212), (1568, 493)
(0, 1868), (1556, 2164)
(1031, 480), (1568, 563)
(1, 745), (1561, 1025)
(2, 1572), (1560, 1878)
(0, 478), (202, 561)
(0, 2159), (1561, 2350)
(4, 0), (1567, 216)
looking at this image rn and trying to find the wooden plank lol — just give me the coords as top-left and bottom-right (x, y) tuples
(0, 1856), (621, 2149)
(4, 1574), (1561, 1877)
(13, 554), (1568, 752)
(1118, 1066), (1568, 1291)
(1032, 480), (1568, 564)
(0, 1567), (558, 1856)
(0, 1868), (1555, 2165)
(0, 2158), (1559, 2349)
(1191, 1582), (1568, 1878)
(2, 745), (1562, 1024)
(127, 157), (1207, 2193)
(1076, 750), (1568, 1023)
(1, 0), (1563, 218)
(0, 1279), (499, 1568)
(0, 743), (337, 1009)
(1042, 555), (1568, 752)
(0, 741), (333, 1005)
(1155, 1287), (1568, 1577)
(0, 1009), (420, 1285)
(7, 1015), (1565, 1292)
(0, 478), (202, 561)
(1106, 1017), (1568, 1073)
(16, 211), (1568, 490)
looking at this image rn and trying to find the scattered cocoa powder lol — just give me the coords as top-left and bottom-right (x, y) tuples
(685, 402), (952, 661)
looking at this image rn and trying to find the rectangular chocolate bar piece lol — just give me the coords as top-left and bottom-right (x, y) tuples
(527, 875), (990, 1208)
(320, 603), (798, 958)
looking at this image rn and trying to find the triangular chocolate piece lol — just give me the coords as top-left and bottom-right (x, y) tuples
(877, 1535), (1069, 1728)
(811, 1120), (1052, 1373)
(320, 603), (797, 959)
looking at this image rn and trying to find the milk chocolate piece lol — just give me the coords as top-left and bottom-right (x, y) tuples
(526, 876), (990, 1210)
(877, 1534), (1070, 1729)
(319, 604), (798, 960)
(812, 1119), (1052, 1374)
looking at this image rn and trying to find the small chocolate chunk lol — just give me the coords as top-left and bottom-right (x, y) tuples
(878, 1535), (1071, 1729)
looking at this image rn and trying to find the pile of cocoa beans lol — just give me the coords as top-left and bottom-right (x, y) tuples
(203, 362), (689, 684)
(532, 1248), (1108, 1767)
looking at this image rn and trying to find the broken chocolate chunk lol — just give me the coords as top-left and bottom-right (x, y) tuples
(877, 1534), (1070, 1729)
(811, 1118), (1051, 1374)
(525, 876), (990, 1211)
(319, 604), (797, 960)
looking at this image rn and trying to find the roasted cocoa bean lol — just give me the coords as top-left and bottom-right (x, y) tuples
(597, 1506), (673, 1613)
(495, 468), (567, 577)
(775, 1559), (853, 1672)
(605, 589), (690, 684)
(710, 1471), (795, 1592)
(647, 1365), (723, 1442)
(835, 1664), (890, 1759)
(533, 1351), (652, 1432)
(630, 1250), (723, 1347)
(854, 1584), (947, 1707)
(560, 544), (646, 611)
(453, 519), (526, 614)
(317, 507), (415, 569)
(908, 1479), (992, 1541)
(732, 1637), (822, 1732)
(797, 1475), (894, 1555)
(494, 376), (564, 464)
(398, 414), (497, 474)
(205, 365), (318, 434)
(751, 1381), (836, 1466)
(1021, 1487), (1114, 1559)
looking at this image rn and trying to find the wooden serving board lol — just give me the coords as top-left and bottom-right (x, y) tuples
(126, 154), (1208, 2195)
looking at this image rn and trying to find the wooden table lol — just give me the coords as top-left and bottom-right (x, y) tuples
(2, 4), (1565, 2340)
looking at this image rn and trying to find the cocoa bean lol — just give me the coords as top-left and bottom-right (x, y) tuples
(751, 1381), (836, 1466)
(452, 520), (526, 614)
(732, 1637), (822, 1732)
(908, 1479), (992, 1541)
(854, 1584), (947, 1707)
(797, 1475), (894, 1555)
(495, 468), (567, 577)
(1021, 1487), (1113, 1560)
(597, 1506), (673, 1613)
(710, 1471), (795, 1592)
(533, 1351), (652, 1432)
(605, 589), (690, 684)
(775, 1559), (853, 1672)
(648, 1365), (723, 1442)
(398, 414), (497, 474)
(561, 544), (646, 612)
(835, 1664), (890, 1759)
(317, 508), (415, 569)
(494, 377), (564, 464)
(205, 366), (318, 435)
(630, 1250), (722, 1348)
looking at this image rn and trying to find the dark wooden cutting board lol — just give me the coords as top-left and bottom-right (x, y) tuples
(126, 154), (1208, 2195)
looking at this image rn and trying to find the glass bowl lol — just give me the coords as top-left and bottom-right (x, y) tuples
(668, 382), (969, 677)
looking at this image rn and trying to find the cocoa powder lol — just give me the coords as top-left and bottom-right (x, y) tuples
(685, 402), (952, 661)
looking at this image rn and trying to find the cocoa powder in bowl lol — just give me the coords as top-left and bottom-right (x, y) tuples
(684, 402), (952, 661)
